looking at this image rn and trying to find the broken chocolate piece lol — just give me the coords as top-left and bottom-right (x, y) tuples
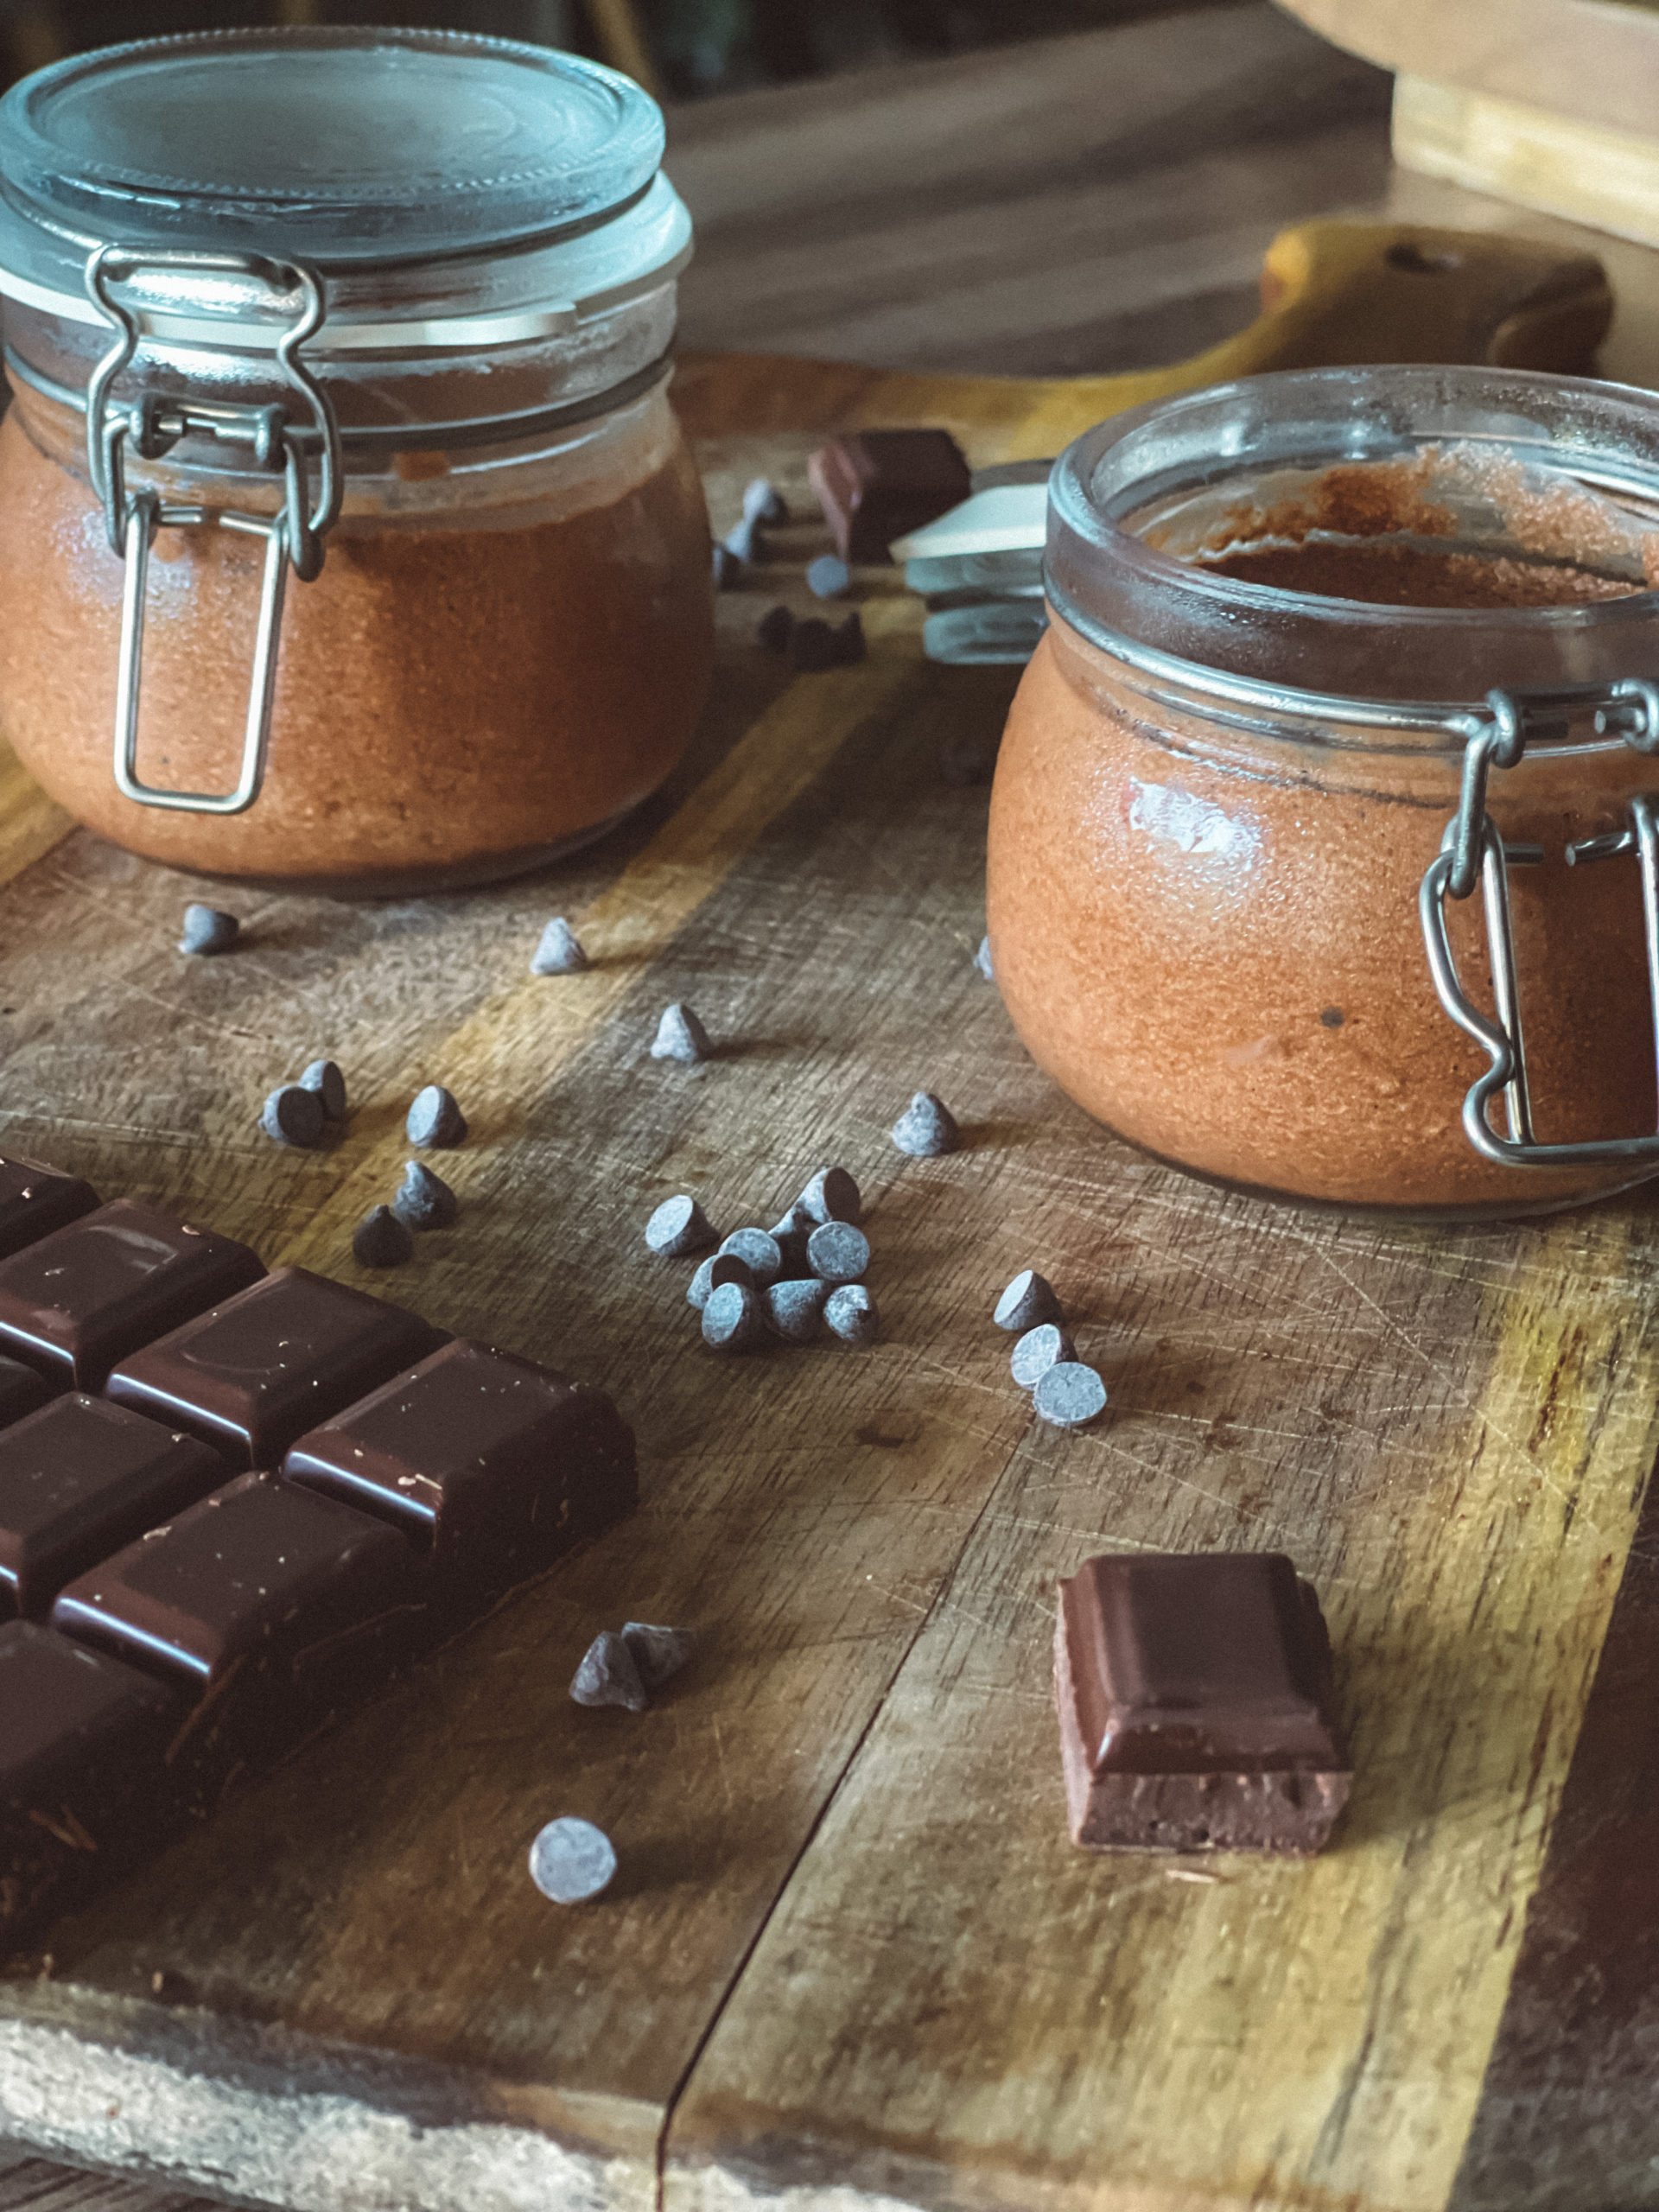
(807, 429), (972, 564)
(1053, 1551), (1351, 1855)
(0, 1200), (264, 1391)
(105, 1267), (444, 1471)
(283, 1338), (636, 1593)
(0, 1395), (226, 1622)
(0, 1154), (100, 1262)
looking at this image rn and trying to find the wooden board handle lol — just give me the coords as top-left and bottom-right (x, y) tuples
(674, 218), (1612, 463)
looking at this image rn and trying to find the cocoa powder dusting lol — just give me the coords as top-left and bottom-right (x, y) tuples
(1198, 542), (1635, 609)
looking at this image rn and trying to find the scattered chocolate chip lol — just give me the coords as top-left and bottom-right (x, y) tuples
(725, 516), (761, 564)
(178, 905), (239, 956)
(407, 1084), (467, 1148)
(757, 603), (794, 654)
(833, 611), (867, 664)
(799, 1166), (861, 1225)
(766, 1276), (829, 1342)
(1010, 1322), (1075, 1389)
(975, 936), (995, 982)
(1032, 1361), (1108, 1429)
(259, 1084), (324, 1149)
(892, 1091), (958, 1157)
(995, 1269), (1062, 1332)
(807, 1220), (869, 1286)
(299, 1058), (347, 1122)
(702, 1279), (765, 1352)
(392, 1160), (458, 1232)
(743, 477), (788, 527)
(689, 1251), (754, 1309)
(824, 1283), (880, 1344)
(712, 542), (743, 589)
(531, 917), (589, 976)
(719, 1227), (783, 1288)
(807, 554), (851, 599)
(645, 1194), (717, 1258)
(651, 1002), (712, 1063)
(353, 1205), (414, 1269)
(529, 1816), (616, 1904)
(569, 1629), (648, 1713)
(622, 1621), (696, 1690)
(939, 731), (999, 787)
(789, 618), (840, 673)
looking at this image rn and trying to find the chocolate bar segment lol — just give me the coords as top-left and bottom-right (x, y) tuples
(807, 429), (972, 563)
(283, 1338), (636, 1592)
(0, 1354), (54, 1431)
(0, 1199), (264, 1390)
(1054, 1551), (1351, 1855)
(0, 1620), (182, 1942)
(0, 1154), (99, 1261)
(105, 1267), (447, 1471)
(0, 1395), (226, 1622)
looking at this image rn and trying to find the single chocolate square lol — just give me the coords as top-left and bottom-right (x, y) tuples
(105, 1266), (447, 1471)
(0, 1354), (55, 1431)
(1053, 1551), (1351, 1855)
(0, 1394), (226, 1622)
(0, 1154), (100, 1261)
(52, 1470), (425, 1701)
(0, 1620), (183, 1941)
(807, 429), (972, 563)
(0, 1199), (265, 1390)
(283, 1338), (636, 1592)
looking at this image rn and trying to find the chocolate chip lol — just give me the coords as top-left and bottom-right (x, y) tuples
(353, 1205), (414, 1269)
(1032, 1361), (1108, 1429)
(299, 1058), (347, 1121)
(939, 731), (999, 786)
(766, 1276), (829, 1342)
(757, 604), (794, 654)
(689, 1252), (754, 1308)
(790, 618), (840, 672)
(824, 1283), (880, 1344)
(651, 1002), (712, 1063)
(622, 1622), (696, 1690)
(569, 1630), (648, 1713)
(743, 477), (788, 527)
(702, 1279), (765, 1351)
(179, 905), (239, 956)
(531, 917), (588, 975)
(833, 611), (867, 664)
(645, 1194), (717, 1258)
(725, 517), (762, 563)
(407, 1084), (467, 1148)
(259, 1084), (324, 1148)
(1010, 1322), (1074, 1389)
(528, 1816), (616, 1904)
(807, 554), (850, 599)
(769, 1202), (815, 1275)
(892, 1091), (958, 1156)
(392, 1160), (458, 1232)
(718, 1227), (783, 1287)
(798, 1166), (861, 1224)
(712, 543), (743, 589)
(995, 1269), (1061, 1332)
(975, 936), (995, 982)
(807, 1220), (869, 1286)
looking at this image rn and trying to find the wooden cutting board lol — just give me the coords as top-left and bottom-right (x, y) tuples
(0, 221), (1656, 2212)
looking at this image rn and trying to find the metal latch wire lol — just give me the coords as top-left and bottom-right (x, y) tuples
(84, 245), (342, 816)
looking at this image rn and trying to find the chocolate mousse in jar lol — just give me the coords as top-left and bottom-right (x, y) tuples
(987, 365), (1659, 1217)
(0, 28), (714, 892)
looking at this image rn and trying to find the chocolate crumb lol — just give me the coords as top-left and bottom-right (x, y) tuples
(975, 936), (995, 982)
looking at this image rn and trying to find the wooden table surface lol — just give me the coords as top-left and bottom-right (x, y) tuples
(6, 11), (1659, 2212)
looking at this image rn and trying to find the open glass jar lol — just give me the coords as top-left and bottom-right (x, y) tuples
(987, 365), (1659, 1217)
(0, 28), (715, 893)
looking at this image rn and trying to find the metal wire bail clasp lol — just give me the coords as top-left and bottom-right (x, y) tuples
(1420, 679), (1659, 1169)
(85, 245), (343, 815)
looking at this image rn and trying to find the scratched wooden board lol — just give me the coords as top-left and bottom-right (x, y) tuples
(0, 337), (1656, 2212)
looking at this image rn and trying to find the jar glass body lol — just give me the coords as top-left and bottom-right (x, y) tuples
(987, 366), (1659, 1217)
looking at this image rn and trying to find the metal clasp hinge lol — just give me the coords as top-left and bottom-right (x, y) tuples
(1421, 681), (1659, 1169)
(85, 246), (343, 816)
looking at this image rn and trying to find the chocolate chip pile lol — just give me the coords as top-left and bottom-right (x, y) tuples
(645, 1165), (880, 1352)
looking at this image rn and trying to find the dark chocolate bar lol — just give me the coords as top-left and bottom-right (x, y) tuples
(806, 429), (972, 564)
(0, 1153), (99, 1261)
(1053, 1551), (1351, 1855)
(106, 1267), (447, 1471)
(0, 1394), (226, 1622)
(283, 1338), (637, 1591)
(0, 1199), (264, 1390)
(0, 1354), (54, 1431)
(0, 1621), (184, 1934)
